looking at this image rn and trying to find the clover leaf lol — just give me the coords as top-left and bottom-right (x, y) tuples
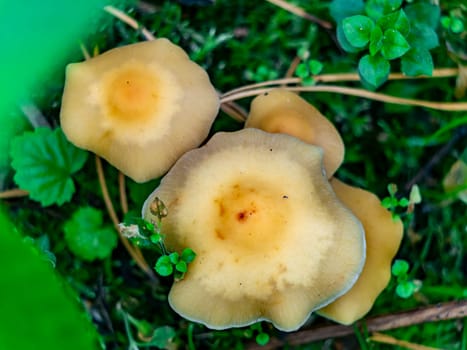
(10, 127), (88, 207)
(64, 206), (118, 261)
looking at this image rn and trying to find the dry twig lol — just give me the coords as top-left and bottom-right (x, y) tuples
(264, 0), (332, 29)
(246, 300), (467, 349)
(0, 188), (29, 199)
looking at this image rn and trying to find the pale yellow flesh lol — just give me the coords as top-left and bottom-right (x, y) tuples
(317, 178), (404, 325)
(60, 39), (219, 182)
(143, 129), (365, 331)
(245, 89), (345, 178)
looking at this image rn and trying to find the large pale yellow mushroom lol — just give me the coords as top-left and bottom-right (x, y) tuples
(142, 128), (366, 331)
(245, 89), (344, 177)
(317, 178), (404, 324)
(60, 39), (219, 182)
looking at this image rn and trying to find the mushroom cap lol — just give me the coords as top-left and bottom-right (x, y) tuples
(142, 128), (365, 331)
(244, 89), (344, 177)
(60, 39), (220, 182)
(317, 178), (403, 325)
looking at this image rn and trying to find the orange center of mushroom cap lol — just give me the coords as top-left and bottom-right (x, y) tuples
(96, 61), (181, 143)
(212, 180), (290, 251)
(104, 65), (160, 122)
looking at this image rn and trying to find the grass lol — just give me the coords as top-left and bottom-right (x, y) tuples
(1, 0), (466, 349)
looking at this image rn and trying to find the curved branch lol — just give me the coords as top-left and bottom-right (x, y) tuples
(246, 300), (467, 349)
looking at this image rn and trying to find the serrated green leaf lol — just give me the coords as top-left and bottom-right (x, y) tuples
(343, 15), (375, 48)
(329, 0), (365, 22)
(358, 54), (390, 88)
(381, 29), (410, 60)
(10, 127), (88, 207)
(377, 9), (409, 36)
(336, 22), (362, 53)
(401, 48), (433, 76)
(406, 24), (439, 50)
(64, 207), (117, 261)
(369, 25), (383, 55)
(405, 3), (440, 29)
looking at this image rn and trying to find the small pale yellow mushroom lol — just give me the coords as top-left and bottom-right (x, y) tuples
(244, 89), (344, 177)
(142, 128), (365, 331)
(317, 178), (404, 325)
(60, 39), (219, 182)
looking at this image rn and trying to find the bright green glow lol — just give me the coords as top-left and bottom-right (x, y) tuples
(0, 1), (116, 348)
(0, 208), (99, 349)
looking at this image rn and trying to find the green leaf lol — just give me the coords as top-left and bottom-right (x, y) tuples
(337, 23), (362, 53)
(401, 48), (433, 76)
(358, 54), (390, 88)
(149, 326), (176, 349)
(405, 3), (440, 29)
(343, 15), (375, 48)
(10, 127), (88, 207)
(0, 209), (100, 350)
(406, 24), (439, 50)
(377, 9), (409, 36)
(181, 248), (196, 263)
(396, 281), (415, 298)
(155, 255), (173, 276)
(64, 207), (117, 261)
(308, 60), (323, 75)
(369, 25), (383, 55)
(381, 29), (410, 60)
(398, 198), (409, 207)
(175, 260), (188, 273)
(256, 333), (270, 346)
(365, 0), (402, 21)
(169, 252), (180, 264)
(329, 0), (365, 22)
(392, 259), (409, 276)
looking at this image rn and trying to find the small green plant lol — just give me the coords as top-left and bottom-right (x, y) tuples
(330, 0), (440, 88)
(120, 197), (196, 279)
(381, 183), (421, 220)
(118, 304), (176, 350)
(245, 64), (279, 82)
(295, 58), (323, 85)
(391, 259), (418, 298)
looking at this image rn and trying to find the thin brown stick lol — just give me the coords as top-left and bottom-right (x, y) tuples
(265, 0), (332, 29)
(369, 332), (443, 350)
(221, 68), (460, 98)
(246, 300), (467, 349)
(220, 102), (248, 122)
(220, 85), (467, 112)
(104, 5), (155, 41)
(118, 172), (129, 215)
(95, 155), (155, 278)
(0, 188), (29, 199)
